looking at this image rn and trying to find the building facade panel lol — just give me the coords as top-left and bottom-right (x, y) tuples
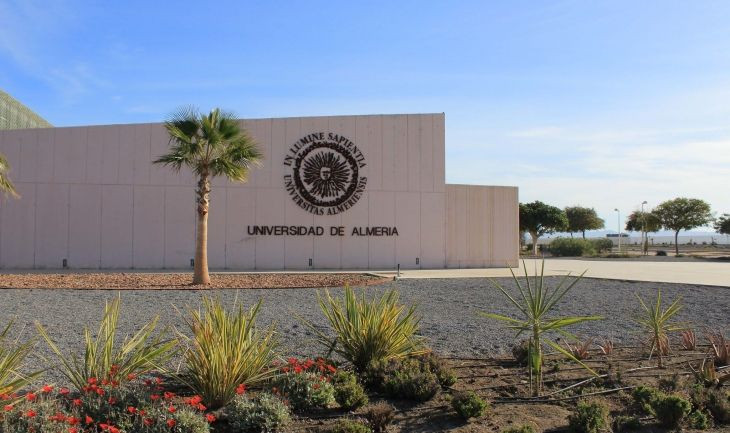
(0, 113), (518, 270)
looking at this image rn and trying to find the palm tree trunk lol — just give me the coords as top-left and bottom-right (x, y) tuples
(674, 230), (680, 256)
(194, 173), (211, 285)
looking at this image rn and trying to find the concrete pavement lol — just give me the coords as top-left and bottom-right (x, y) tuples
(375, 258), (730, 287)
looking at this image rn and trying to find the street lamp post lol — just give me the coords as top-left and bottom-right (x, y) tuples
(614, 208), (621, 253)
(641, 200), (648, 255)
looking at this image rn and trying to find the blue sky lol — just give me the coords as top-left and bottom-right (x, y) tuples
(1, 0), (729, 232)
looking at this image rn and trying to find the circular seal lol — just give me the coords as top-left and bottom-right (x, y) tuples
(283, 132), (367, 216)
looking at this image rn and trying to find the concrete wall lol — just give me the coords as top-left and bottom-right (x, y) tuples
(445, 184), (519, 268)
(0, 114), (449, 270)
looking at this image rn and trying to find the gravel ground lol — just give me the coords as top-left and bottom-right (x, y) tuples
(2, 276), (728, 385)
(0, 272), (386, 289)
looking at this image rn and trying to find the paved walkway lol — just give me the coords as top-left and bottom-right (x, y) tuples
(375, 259), (730, 287)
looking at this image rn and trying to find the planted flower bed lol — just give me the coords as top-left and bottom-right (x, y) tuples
(0, 262), (728, 432)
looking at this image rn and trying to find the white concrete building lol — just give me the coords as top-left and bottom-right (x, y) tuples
(0, 114), (518, 270)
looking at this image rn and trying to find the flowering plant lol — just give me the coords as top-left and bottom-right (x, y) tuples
(0, 373), (213, 433)
(270, 358), (337, 411)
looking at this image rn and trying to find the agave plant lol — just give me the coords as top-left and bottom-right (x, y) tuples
(36, 295), (178, 391)
(598, 339), (614, 356)
(179, 296), (278, 409)
(0, 321), (43, 399)
(634, 290), (684, 367)
(479, 260), (602, 396)
(564, 338), (593, 360)
(307, 287), (427, 372)
(681, 329), (697, 351)
(706, 331), (729, 366)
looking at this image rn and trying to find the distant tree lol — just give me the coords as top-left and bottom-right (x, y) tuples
(625, 210), (662, 234)
(565, 206), (604, 238)
(519, 201), (569, 255)
(715, 214), (730, 235)
(154, 107), (262, 284)
(625, 210), (662, 255)
(653, 198), (713, 255)
(0, 152), (18, 198)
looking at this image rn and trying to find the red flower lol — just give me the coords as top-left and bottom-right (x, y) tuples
(26, 409), (36, 418)
(87, 377), (98, 385)
(3, 404), (12, 411)
(313, 383), (320, 389)
(69, 428), (79, 433)
(85, 415), (93, 425)
(72, 399), (82, 407)
(67, 416), (80, 425)
(41, 385), (54, 393)
(144, 418), (154, 426)
(150, 394), (160, 401)
(282, 366), (290, 373)
(164, 391), (175, 400)
(205, 413), (216, 423)
(167, 405), (177, 413)
(127, 406), (137, 414)
(59, 387), (71, 396)
(155, 377), (163, 385)
(26, 392), (37, 402)
(236, 384), (246, 395)
(197, 403), (206, 411)
(96, 387), (105, 396)
(166, 419), (176, 428)
(126, 373), (136, 381)
(293, 365), (303, 374)
(109, 426), (120, 433)
(327, 365), (337, 373)
(108, 397), (116, 404)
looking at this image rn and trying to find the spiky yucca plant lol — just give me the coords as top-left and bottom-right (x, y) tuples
(36, 295), (178, 391)
(180, 296), (278, 409)
(635, 290), (684, 368)
(308, 287), (427, 372)
(480, 260), (602, 396)
(0, 322), (43, 400)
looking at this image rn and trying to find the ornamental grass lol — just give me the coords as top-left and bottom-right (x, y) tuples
(0, 321), (43, 401)
(35, 295), (178, 392)
(308, 287), (427, 372)
(179, 296), (278, 409)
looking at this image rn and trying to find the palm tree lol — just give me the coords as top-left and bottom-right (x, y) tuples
(154, 107), (262, 284)
(0, 152), (18, 198)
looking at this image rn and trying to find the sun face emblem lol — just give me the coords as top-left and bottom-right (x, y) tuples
(301, 151), (351, 199)
(284, 132), (367, 215)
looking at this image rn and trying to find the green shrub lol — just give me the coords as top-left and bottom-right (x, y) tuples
(501, 425), (536, 433)
(656, 250), (667, 256)
(693, 387), (730, 425)
(364, 402), (395, 433)
(567, 400), (608, 433)
(271, 370), (335, 411)
(549, 238), (596, 257)
(328, 419), (372, 433)
(333, 371), (369, 410)
(368, 357), (440, 402)
(632, 385), (661, 414)
(308, 287), (427, 372)
(612, 415), (641, 432)
(180, 297), (278, 409)
(589, 238), (614, 253)
(688, 410), (709, 430)
(651, 394), (691, 428)
(419, 353), (457, 388)
(225, 392), (291, 433)
(451, 391), (489, 420)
